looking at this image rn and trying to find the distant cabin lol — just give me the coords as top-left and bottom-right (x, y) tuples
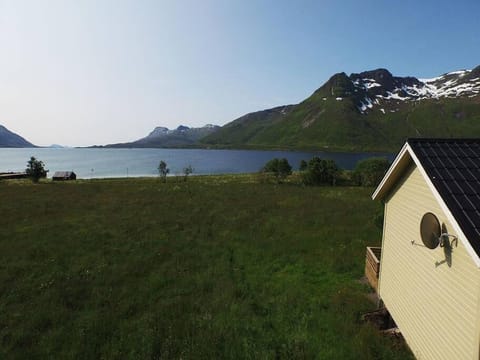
(371, 138), (480, 360)
(52, 171), (76, 181)
(0, 172), (28, 180)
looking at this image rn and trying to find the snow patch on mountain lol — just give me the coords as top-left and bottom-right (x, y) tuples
(351, 68), (480, 114)
(358, 97), (374, 112)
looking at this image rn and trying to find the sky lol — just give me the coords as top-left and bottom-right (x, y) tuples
(0, 0), (479, 147)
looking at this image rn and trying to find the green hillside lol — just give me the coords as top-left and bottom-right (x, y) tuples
(202, 105), (294, 148)
(250, 96), (480, 152)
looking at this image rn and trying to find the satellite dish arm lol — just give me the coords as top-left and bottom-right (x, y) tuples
(439, 233), (458, 248)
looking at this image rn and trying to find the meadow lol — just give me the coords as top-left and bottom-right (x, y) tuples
(0, 175), (413, 359)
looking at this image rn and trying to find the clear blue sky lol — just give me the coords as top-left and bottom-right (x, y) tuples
(0, 0), (479, 146)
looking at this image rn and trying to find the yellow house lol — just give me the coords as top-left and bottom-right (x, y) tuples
(372, 138), (480, 360)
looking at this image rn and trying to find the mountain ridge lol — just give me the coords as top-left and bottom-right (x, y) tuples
(102, 124), (220, 148)
(0, 125), (36, 148)
(201, 65), (480, 152)
(3, 65), (479, 151)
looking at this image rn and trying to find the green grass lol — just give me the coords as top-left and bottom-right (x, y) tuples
(0, 176), (413, 359)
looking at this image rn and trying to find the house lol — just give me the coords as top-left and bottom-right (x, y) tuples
(52, 171), (76, 181)
(371, 138), (480, 360)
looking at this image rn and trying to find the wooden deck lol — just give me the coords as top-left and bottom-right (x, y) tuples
(365, 246), (381, 291)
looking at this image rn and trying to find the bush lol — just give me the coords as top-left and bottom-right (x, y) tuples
(25, 156), (48, 183)
(262, 158), (292, 183)
(373, 207), (385, 230)
(301, 157), (339, 186)
(352, 157), (390, 187)
(299, 160), (308, 171)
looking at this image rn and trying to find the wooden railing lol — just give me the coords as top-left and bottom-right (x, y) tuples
(365, 247), (381, 291)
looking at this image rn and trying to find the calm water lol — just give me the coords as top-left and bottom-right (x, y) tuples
(0, 148), (393, 179)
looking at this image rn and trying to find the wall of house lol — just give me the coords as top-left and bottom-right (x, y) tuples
(379, 164), (480, 360)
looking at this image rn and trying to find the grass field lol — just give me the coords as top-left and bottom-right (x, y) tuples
(0, 175), (413, 359)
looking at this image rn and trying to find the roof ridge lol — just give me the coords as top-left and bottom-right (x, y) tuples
(407, 138), (480, 143)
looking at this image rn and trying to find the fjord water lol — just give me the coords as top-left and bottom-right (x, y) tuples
(0, 148), (393, 179)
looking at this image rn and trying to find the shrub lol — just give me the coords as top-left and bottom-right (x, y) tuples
(373, 207), (384, 230)
(299, 160), (308, 172)
(352, 157), (390, 187)
(262, 158), (292, 182)
(301, 157), (339, 186)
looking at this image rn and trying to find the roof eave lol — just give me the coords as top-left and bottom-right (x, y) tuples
(372, 142), (411, 201)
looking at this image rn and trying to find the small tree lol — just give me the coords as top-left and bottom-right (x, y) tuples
(262, 158), (292, 183)
(183, 164), (193, 182)
(26, 156), (48, 183)
(158, 160), (169, 183)
(352, 157), (390, 187)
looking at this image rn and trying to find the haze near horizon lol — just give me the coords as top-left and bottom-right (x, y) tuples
(0, 0), (479, 147)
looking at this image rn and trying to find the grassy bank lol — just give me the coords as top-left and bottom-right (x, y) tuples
(0, 176), (412, 359)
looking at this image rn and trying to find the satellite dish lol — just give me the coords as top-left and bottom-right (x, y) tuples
(420, 212), (441, 249)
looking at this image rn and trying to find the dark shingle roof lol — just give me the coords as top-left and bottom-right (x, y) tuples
(408, 138), (480, 257)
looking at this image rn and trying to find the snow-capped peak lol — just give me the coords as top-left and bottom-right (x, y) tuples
(348, 67), (480, 114)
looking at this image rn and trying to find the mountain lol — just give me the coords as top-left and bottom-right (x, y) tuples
(0, 125), (36, 147)
(104, 124), (220, 148)
(201, 66), (480, 152)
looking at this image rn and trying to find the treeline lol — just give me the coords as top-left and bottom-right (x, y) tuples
(260, 156), (390, 187)
(6, 156), (389, 187)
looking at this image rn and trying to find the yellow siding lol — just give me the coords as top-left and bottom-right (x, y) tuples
(379, 164), (480, 360)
